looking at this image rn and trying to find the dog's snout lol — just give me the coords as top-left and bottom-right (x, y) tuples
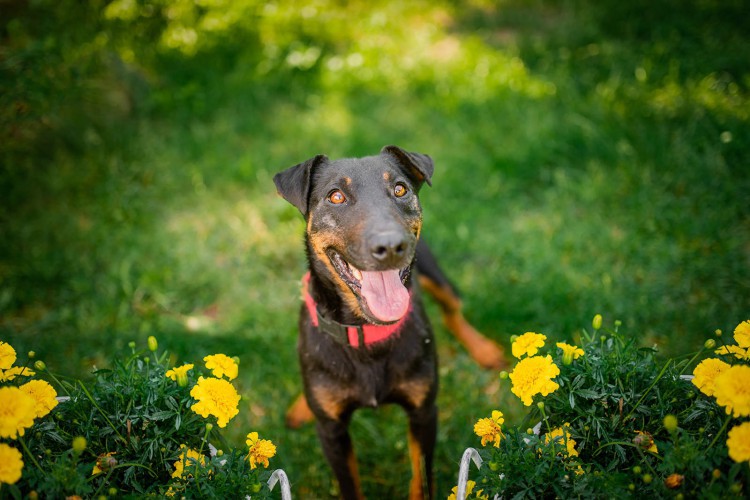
(370, 232), (412, 266)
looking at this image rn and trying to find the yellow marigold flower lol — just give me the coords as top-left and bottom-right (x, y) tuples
(692, 357), (731, 397)
(544, 424), (579, 457)
(713, 365), (750, 418)
(556, 342), (585, 365)
(189, 376), (240, 428)
(447, 480), (488, 500)
(246, 432), (277, 470)
(20, 380), (58, 419)
(92, 452), (117, 475)
(0, 341), (17, 370)
(171, 446), (206, 478)
(734, 320), (750, 348)
(0, 386), (37, 439)
(727, 422), (750, 463)
(203, 354), (238, 381)
(0, 366), (35, 382)
(0, 443), (23, 485)
(512, 332), (547, 359)
(714, 344), (750, 361)
(473, 410), (505, 448)
(633, 430), (658, 453)
(165, 363), (194, 384)
(509, 355), (560, 406)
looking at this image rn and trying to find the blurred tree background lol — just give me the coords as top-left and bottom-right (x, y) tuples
(1, 0), (749, 496)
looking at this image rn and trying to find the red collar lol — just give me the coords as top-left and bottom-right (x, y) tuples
(302, 273), (410, 348)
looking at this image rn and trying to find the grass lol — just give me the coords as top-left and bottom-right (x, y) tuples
(1, 0), (749, 496)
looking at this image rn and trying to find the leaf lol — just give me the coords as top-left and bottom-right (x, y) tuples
(576, 389), (602, 399)
(569, 391), (576, 409)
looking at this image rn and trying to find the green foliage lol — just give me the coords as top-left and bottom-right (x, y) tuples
(5, 340), (277, 498)
(469, 321), (749, 498)
(1, 0), (749, 496)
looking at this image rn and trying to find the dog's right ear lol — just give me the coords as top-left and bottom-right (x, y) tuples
(273, 155), (328, 217)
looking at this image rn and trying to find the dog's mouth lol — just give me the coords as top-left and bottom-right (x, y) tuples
(327, 249), (411, 324)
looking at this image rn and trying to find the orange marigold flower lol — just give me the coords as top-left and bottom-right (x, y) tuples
(664, 474), (684, 489)
(633, 430), (658, 453)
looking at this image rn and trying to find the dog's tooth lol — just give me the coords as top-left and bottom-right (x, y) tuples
(352, 267), (362, 281)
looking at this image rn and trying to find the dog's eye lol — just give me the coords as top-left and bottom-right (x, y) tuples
(394, 183), (408, 198)
(328, 190), (347, 205)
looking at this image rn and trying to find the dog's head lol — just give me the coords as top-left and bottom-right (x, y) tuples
(274, 145), (433, 324)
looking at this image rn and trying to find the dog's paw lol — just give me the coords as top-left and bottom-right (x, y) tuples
(285, 393), (316, 429)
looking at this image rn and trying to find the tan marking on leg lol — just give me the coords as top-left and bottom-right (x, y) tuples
(347, 447), (364, 500)
(407, 429), (426, 500)
(419, 275), (507, 370)
(285, 393), (315, 429)
(310, 384), (352, 421)
(396, 378), (432, 410)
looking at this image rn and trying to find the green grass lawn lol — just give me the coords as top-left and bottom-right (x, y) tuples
(2, 0), (749, 496)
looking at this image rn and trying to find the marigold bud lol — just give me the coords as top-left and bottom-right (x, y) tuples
(28, 351), (36, 358)
(128, 341), (136, 348)
(29, 492), (39, 500)
(704, 339), (716, 349)
(715, 329), (722, 336)
(628, 484), (635, 491)
(663, 414), (678, 433)
(665, 474), (684, 489)
(632, 466), (642, 475)
(34, 360), (46, 371)
(642, 473), (653, 484)
(147, 336), (158, 352)
(499, 371), (509, 379)
(206, 423), (214, 432)
(592, 314), (603, 330)
(712, 469), (721, 479)
(108, 488), (118, 496)
(72, 436), (87, 454)
(536, 402), (545, 410)
(217, 449), (224, 457)
(176, 371), (189, 388)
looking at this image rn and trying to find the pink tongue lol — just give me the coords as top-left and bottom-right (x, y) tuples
(360, 269), (410, 323)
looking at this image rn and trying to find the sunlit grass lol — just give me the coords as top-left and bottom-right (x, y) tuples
(2, 0), (749, 496)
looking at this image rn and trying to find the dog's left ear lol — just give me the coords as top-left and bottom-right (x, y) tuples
(381, 145), (434, 188)
(273, 154), (329, 217)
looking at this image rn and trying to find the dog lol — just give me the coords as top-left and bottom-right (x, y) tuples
(273, 146), (505, 499)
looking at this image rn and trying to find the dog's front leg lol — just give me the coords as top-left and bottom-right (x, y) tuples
(316, 417), (364, 500)
(407, 403), (437, 500)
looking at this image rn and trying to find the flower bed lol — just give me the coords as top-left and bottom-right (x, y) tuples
(0, 338), (287, 498)
(451, 317), (750, 499)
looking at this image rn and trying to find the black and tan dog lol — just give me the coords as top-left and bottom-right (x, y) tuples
(274, 146), (505, 499)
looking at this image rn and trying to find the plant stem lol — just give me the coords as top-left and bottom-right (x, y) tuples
(678, 347), (705, 377)
(78, 381), (127, 443)
(623, 359), (671, 422)
(708, 414), (733, 450)
(18, 437), (44, 473)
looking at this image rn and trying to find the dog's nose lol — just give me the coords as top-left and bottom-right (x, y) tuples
(370, 232), (411, 266)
